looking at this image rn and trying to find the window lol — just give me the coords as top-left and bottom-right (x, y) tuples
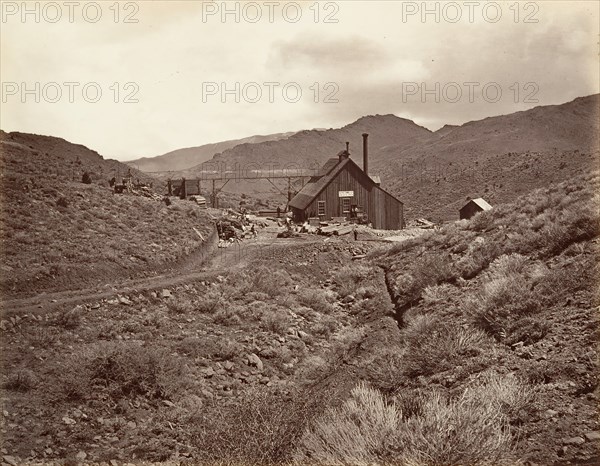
(317, 201), (326, 216)
(342, 198), (351, 213)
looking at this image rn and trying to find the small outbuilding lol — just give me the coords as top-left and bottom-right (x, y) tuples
(459, 198), (492, 220)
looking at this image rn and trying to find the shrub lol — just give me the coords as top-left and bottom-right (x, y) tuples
(51, 305), (83, 329)
(260, 309), (292, 335)
(195, 387), (322, 465)
(334, 265), (372, 298)
(393, 253), (455, 305)
(294, 382), (399, 464)
(5, 369), (37, 391)
(422, 283), (455, 306)
(400, 315), (493, 377)
(464, 272), (542, 339)
(296, 288), (335, 314)
(393, 373), (529, 466)
(166, 296), (194, 315)
(55, 342), (190, 402)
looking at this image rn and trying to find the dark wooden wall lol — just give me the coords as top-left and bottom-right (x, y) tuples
(301, 163), (404, 230)
(459, 202), (483, 220)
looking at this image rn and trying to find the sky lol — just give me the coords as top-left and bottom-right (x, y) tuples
(1, 0), (598, 161)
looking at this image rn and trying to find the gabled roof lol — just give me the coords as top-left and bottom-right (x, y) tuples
(288, 155), (402, 210)
(463, 198), (492, 211)
(289, 157), (352, 210)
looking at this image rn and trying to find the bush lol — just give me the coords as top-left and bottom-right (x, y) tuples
(195, 387), (321, 465)
(260, 309), (292, 335)
(5, 369), (37, 391)
(393, 253), (455, 305)
(334, 265), (372, 298)
(296, 288), (335, 314)
(464, 271), (541, 339)
(294, 382), (399, 464)
(400, 315), (493, 377)
(55, 342), (190, 402)
(393, 373), (529, 466)
(296, 374), (529, 466)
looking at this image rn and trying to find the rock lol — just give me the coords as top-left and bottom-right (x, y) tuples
(342, 295), (355, 304)
(161, 289), (171, 298)
(585, 431), (600, 441)
(298, 330), (310, 340)
(0, 320), (10, 331)
(222, 361), (234, 371)
(3, 456), (18, 466)
(119, 297), (132, 306)
(247, 353), (263, 371)
(545, 409), (558, 417)
(62, 416), (76, 425)
(201, 367), (215, 378)
(162, 400), (175, 407)
(563, 437), (585, 445)
(75, 451), (87, 461)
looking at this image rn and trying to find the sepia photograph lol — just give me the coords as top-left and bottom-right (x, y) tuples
(1, 1), (599, 464)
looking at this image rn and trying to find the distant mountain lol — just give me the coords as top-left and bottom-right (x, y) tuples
(183, 114), (432, 176)
(373, 94), (600, 221)
(126, 132), (297, 173)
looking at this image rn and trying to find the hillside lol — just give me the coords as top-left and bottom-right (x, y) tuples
(154, 95), (598, 220)
(0, 131), (213, 298)
(184, 114), (432, 175)
(374, 94), (600, 221)
(126, 132), (296, 173)
(1, 171), (597, 464)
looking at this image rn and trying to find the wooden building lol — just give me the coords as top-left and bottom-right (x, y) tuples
(288, 134), (404, 230)
(459, 198), (492, 220)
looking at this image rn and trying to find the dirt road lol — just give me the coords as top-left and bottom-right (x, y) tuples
(0, 227), (319, 315)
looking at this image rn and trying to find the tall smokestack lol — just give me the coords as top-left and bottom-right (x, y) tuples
(345, 141), (350, 152)
(362, 133), (369, 176)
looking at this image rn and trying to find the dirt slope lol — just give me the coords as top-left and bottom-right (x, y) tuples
(0, 131), (213, 299)
(374, 94), (600, 221)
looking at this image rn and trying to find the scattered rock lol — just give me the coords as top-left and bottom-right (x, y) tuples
(119, 296), (132, 306)
(201, 367), (215, 378)
(247, 353), (264, 371)
(161, 289), (172, 298)
(3, 455), (18, 466)
(75, 451), (87, 461)
(126, 421), (137, 429)
(584, 431), (600, 441)
(162, 400), (175, 407)
(62, 416), (76, 425)
(298, 330), (310, 340)
(563, 437), (585, 445)
(342, 295), (355, 304)
(545, 409), (558, 417)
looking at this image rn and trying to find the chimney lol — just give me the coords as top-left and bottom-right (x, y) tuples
(345, 141), (350, 152)
(362, 133), (369, 175)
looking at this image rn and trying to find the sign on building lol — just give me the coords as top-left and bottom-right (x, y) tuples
(338, 190), (354, 197)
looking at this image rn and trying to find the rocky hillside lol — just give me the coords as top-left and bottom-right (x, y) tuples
(183, 114), (432, 175)
(126, 131), (297, 173)
(0, 131), (212, 298)
(1, 171), (597, 465)
(374, 94), (600, 221)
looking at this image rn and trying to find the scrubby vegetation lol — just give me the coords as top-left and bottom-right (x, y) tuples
(1, 170), (598, 465)
(0, 131), (213, 297)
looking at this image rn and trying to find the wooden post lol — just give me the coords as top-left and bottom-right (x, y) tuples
(212, 179), (216, 208)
